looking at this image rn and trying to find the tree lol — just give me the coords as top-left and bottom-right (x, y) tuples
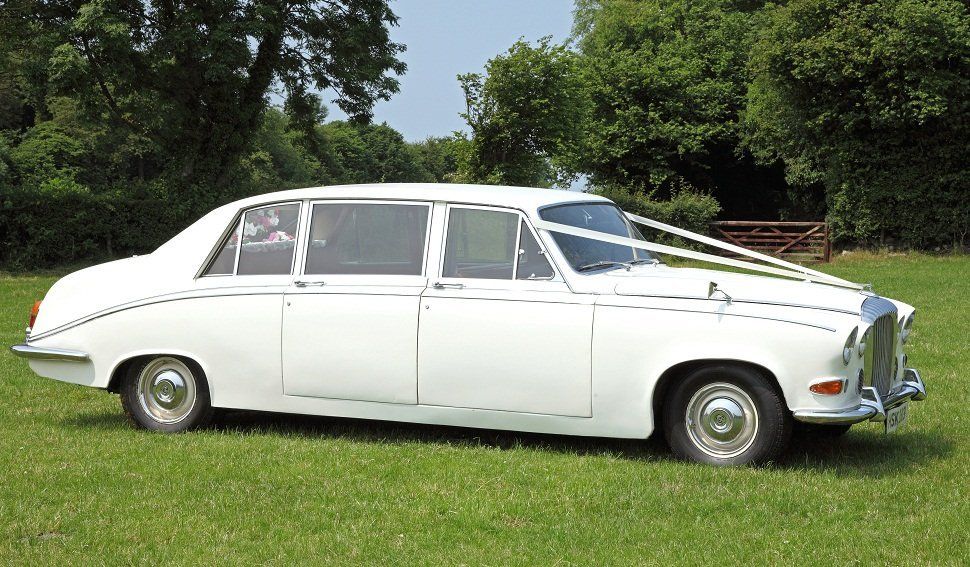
(744, 0), (970, 246)
(573, 0), (765, 200)
(237, 106), (319, 190)
(315, 121), (432, 184)
(19, 0), (405, 195)
(456, 37), (587, 187)
(410, 136), (460, 183)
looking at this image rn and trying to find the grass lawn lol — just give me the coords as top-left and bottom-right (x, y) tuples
(1, 253), (968, 564)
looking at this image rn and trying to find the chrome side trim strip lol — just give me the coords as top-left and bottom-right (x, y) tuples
(600, 302), (837, 332)
(10, 344), (90, 361)
(724, 298), (860, 316)
(25, 286), (290, 342)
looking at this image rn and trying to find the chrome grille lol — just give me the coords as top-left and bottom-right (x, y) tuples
(862, 296), (898, 397)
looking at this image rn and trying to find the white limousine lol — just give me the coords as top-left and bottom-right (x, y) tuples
(12, 184), (926, 465)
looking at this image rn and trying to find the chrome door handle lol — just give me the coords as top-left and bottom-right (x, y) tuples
(432, 282), (464, 290)
(294, 280), (326, 287)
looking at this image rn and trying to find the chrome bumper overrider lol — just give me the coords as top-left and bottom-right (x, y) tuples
(793, 368), (926, 425)
(9, 344), (90, 362)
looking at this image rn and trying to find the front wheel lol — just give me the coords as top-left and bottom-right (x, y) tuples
(121, 356), (214, 432)
(663, 365), (791, 465)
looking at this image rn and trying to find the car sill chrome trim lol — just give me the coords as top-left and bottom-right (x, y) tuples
(10, 344), (90, 362)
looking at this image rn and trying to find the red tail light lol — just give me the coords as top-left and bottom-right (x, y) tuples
(28, 300), (41, 329)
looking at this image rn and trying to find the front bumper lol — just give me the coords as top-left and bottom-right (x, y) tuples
(793, 368), (926, 425)
(10, 344), (90, 362)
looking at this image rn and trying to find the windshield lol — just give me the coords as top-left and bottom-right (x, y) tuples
(539, 202), (661, 272)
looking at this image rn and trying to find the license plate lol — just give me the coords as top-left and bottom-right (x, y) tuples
(885, 402), (909, 434)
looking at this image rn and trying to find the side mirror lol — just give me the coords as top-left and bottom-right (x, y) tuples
(708, 282), (733, 303)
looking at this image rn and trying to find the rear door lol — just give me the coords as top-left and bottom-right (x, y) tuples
(281, 200), (432, 404)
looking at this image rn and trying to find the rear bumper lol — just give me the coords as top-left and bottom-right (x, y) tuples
(793, 368), (926, 425)
(10, 344), (90, 362)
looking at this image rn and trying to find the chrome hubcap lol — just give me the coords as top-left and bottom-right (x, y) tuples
(137, 358), (197, 424)
(151, 370), (187, 409)
(686, 382), (759, 458)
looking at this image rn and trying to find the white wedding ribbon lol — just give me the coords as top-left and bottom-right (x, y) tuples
(531, 214), (862, 290)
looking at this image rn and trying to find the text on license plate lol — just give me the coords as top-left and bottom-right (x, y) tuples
(885, 402), (909, 434)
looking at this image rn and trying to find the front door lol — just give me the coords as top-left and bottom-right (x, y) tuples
(282, 200), (432, 404)
(418, 205), (594, 417)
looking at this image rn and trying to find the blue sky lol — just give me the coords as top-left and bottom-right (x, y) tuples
(323, 0), (576, 141)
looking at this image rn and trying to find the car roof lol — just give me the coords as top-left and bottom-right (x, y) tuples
(221, 183), (611, 213)
(152, 183), (612, 278)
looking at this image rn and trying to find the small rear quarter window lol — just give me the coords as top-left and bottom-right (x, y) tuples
(204, 222), (241, 275)
(203, 203), (301, 276)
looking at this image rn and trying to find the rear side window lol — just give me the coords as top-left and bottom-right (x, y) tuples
(203, 203), (301, 276)
(304, 203), (430, 275)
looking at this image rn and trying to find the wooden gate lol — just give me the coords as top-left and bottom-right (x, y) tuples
(709, 221), (830, 263)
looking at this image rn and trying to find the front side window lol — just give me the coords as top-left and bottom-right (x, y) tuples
(442, 208), (518, 279)
(304, 203), (430, 275)
(516, 221), (555, 280)
(539, 203), (659, 272)
(204, 203), (301, 276)
(442, 208), (555, 281)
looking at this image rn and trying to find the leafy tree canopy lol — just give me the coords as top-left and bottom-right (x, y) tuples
(8, 0), (406, 192)
(744, 0), (969, 245)
(573, 0), (763, 195)
(456, 37), (588, 187)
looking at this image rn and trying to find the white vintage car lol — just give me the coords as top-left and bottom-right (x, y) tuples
(12, 183), (925, 465)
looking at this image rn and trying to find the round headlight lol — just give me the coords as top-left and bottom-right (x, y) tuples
(843, 327), (858, 366)
(900, 312), (915, 344)
(858, 327), (871, 358)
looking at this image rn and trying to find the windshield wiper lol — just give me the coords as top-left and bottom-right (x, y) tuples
(628, 258), (661, 266)
(577, 260), (632, 272)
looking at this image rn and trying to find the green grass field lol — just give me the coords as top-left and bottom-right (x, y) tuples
(1, 253), (968, 564)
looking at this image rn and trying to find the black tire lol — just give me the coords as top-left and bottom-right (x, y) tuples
(120, 355), (214, 432)
(663, 364), (791, 466)
(793, 422), (852, 439)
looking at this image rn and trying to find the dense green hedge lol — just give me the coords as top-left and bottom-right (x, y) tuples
(593, 187), (722, 248)
(1, 184), (722, 271)
(0, 187), (187, 270)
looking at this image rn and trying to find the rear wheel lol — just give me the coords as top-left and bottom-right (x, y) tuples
(663, 365), (791, 465)
(121, 356), (213, 432)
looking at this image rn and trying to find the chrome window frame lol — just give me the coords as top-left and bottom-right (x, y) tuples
(297, 199), (434, 278)
(515, 219), (556, 281)
(196, 200), (303, 278)
(535, 200), (660, 274)
(439, 204), (559, 282)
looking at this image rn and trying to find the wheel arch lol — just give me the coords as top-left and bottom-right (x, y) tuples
(649, 358), (788, 435)
(106, 351), (210, 396)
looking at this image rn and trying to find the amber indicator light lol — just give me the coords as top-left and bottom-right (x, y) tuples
(809, 379), (844, 395)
